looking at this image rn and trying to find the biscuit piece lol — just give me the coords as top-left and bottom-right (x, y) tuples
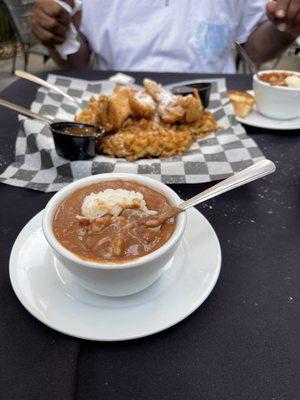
(228, 91), (255, 118)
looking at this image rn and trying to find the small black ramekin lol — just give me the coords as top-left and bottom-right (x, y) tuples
(50, 122), (105, 161)
(171, 82), (212, 109)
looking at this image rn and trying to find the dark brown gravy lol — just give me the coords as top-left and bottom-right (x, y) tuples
(53, 180), (176, 263)
(62, 126), (96, 136)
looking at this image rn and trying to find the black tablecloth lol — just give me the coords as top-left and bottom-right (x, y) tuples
(0, 71), (299, 400)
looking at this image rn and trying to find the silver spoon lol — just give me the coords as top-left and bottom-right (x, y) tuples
(145, 159), (276, 227)
(234, 42), (258, 74)
(15, 70), (82, 108)
(0, 98), (54, 123)
(0, 98), (105, 160)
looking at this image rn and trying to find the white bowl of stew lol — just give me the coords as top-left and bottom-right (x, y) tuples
(253, 70), (300, 120)
(42, 173), (186, 297)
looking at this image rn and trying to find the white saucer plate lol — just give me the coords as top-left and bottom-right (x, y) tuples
(9, 208), (221, 341)
(236, 90), (300, 130)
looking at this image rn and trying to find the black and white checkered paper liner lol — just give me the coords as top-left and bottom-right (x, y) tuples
(0, 74), (264, 192)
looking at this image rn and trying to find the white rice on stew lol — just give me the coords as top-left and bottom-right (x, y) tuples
(81, 188), (156, 220)
(285, 75), (300, 89)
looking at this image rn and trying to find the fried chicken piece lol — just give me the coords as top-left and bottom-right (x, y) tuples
(128, 91), (156, 118)
(75, 94), (113, 131)
(142, 78), (161, 100)
(76, 87), (134, 132)
(143, 78), (203, 124)
(180, 94), (203, 123)
(159, 98), (186, 124)
(190, 111), (217, 139)
(75, 96), (98, 125)
(143, 78), (185, 123)
(97, 119), (193, 161)
(94, 93), (114, 132)
(107, 87), (134, 131)
(74, 109), (95, 125)
(76, 78), (217, 161)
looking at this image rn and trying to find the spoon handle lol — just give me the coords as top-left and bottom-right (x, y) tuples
(234, 42), (258, 74)
(15, 70), (82, 108)
(0, 98), (53, 123)
(179, 159), (276, 210)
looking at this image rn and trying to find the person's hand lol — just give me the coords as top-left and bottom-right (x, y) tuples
(266, 0), (300, 37)
(30, 0), (74, 47)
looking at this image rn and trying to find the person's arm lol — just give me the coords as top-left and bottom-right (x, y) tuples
(243, 20), (296, 64)
(243, 0), (299, 64)
(30, 0), (91, 69)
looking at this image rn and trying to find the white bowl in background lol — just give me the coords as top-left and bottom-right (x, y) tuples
(253, 70), (300, 120)
(42, 173), (186, 297)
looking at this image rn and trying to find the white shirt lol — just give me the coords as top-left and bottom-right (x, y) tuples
(80, 0), (268, 73)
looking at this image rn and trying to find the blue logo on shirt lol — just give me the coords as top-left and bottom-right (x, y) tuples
(195, 20), (232, 64)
